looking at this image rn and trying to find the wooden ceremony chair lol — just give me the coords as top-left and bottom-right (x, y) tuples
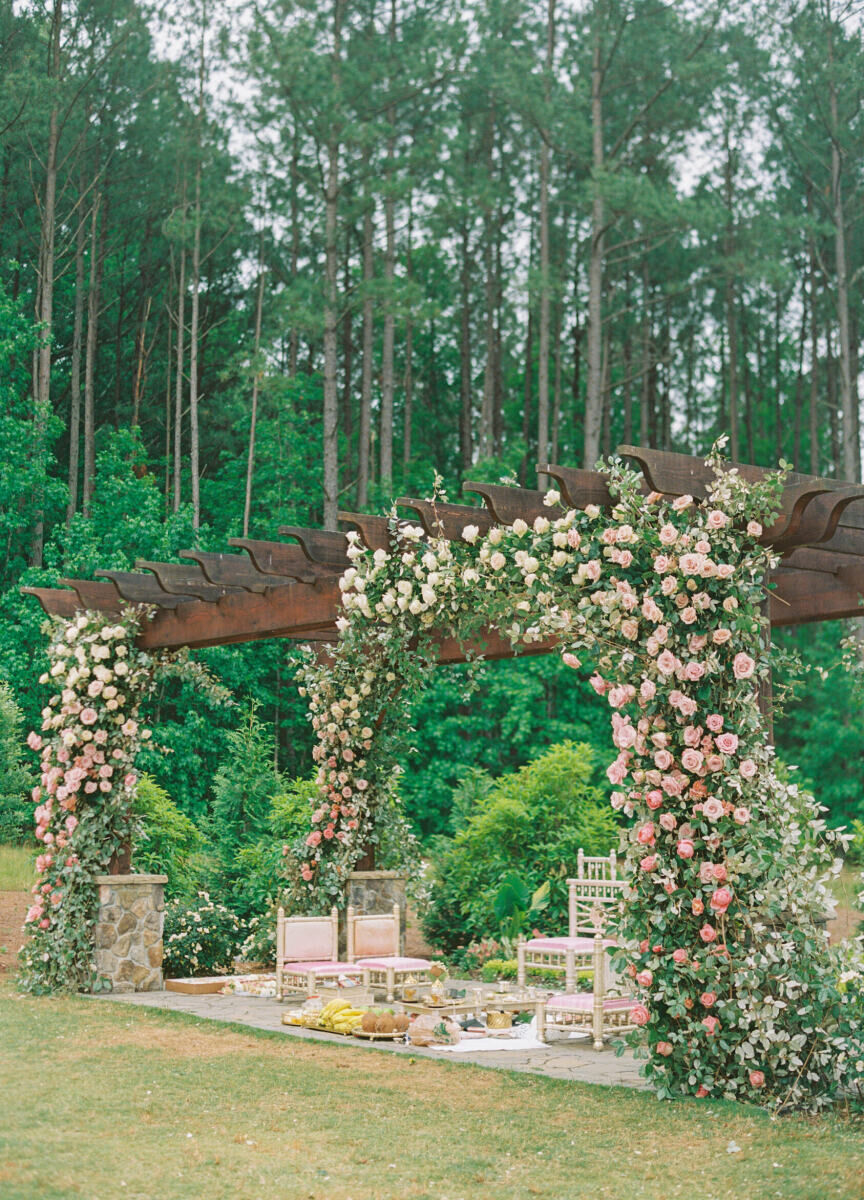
(536, 932), (636, 1049)
(517, 850), (625, 991)
(276, 906), (367, 1000)
(346, 903), (431, 1001)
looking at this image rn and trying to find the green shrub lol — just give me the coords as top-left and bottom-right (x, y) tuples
(162, 892), (247, 977)
(480, 958), (518, 981)
(847, 819), (864, 865)
(132, 774), (203, 897)
(0, 683), (32, 843)
(421, 741), (619, 954)
(233, 775), (320, 921)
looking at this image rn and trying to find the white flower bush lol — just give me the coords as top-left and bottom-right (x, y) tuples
(295, 447), (864, 1109)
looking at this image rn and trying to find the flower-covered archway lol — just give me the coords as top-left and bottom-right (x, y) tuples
(297, 448), (864, 1108)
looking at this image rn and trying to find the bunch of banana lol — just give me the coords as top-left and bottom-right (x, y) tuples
(317, 997), (367, 1033)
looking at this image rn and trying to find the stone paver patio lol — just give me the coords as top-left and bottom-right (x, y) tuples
(99, 988), (645, 1090)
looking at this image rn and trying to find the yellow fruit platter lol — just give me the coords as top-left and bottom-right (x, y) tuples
(282, 997), (410, 1040)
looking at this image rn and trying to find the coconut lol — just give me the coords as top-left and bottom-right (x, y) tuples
(376, 1013), (396, 1033)
(393, 1013), (410, 1032)
(361, 1011), (378, 1032)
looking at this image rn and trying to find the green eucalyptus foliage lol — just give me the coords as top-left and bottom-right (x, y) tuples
(421, 742), (620, 954)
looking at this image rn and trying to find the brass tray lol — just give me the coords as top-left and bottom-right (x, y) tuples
(352, 1028), (406, 1041)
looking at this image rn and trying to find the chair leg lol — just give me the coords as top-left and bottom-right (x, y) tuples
(517, 940), (526, 988)
(386, 967), (395, 1003)
(536, 1001), (546, 1043)
(565, 948), (576, 993)
(306, 970), (316, 998)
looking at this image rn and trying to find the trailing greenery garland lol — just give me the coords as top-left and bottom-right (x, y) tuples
(295, 446), (864, 1109)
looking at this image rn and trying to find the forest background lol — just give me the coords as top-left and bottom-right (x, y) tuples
(2, 0), (864, 874)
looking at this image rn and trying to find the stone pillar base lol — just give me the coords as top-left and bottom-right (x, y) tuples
(346, 871), (407, 955)
(93, 873), (167, 993)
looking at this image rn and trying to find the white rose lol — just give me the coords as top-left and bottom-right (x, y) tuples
(114, 661), (128, 676)
(533, 516), (550, 534)
(543, 489), (561, 507)
(490, 552), (506, 570)
(462, 524), (480, 543)
(487, 527), (503, 545)
(373, 548), (389, 565)
(512, 518), (528, 536)
(409, 598), (423, 615)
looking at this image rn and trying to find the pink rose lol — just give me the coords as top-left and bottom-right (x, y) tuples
(654, 749), (673, 770)
(739, 759), (757, 779)
(747, 521), (762, 537)
(712, 628), (732, 645)
(64, 815), (78, 835)
(699, 923), (717, 943)
(656, 1041), (674, 1057)
(679, 553), (704, 575)
(678, 696), (698, 717)
(712, 863), (727, 881)
(621, 619), (638, 640)
(637, 822), (656, 846)
(680, 607), (698, 625)
(706, 713), (723, 732)
(653, 554), (670, 573)
(733, 806), (751, 825)
(701, 797), (724, 821)
(691, 897), (704, 915)
(706, 510), (728, 529)
(300, 865), (314, 881)
(710, 887), (733, 914)
(630, 1004), (650, 1026)
(699, 862), (715, 884)
(656, 650), (677, 675)
(636, 970), (653, 987)
(562, 652), (581, 669)
(590, 674), (607, 696)
(695, 1085), (710, 1098)
(567, 528), (581, 548)
(640, 679), (657, 701)
(681, 748), (704, 773)
(733, 652), (755, 679)
(749, 1069), (765, 1088)
(585, 559), (601, 581)
(659, 812), (676, 832)
(306, 830), (322, 847)
(640, 854), (658, 872)
(607, 758), (628, 786)
(80, 708), (98, 726)
(715, 732), (739, 755)
(684, 661), (705, 682)
(700, 991), (716, 1008)
(672, 948), (688, 964)
(705, 753), (723, 772)
(659, 524), (677, 546)
(702, 1015), (720, 1036)
(677, 839), (695, 859)
(27, 731), (42, 751)
(646, 789), (664, 810)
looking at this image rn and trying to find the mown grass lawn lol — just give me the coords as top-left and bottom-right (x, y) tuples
(0, 844), (34, 892)
(1, 987), (863, 1200)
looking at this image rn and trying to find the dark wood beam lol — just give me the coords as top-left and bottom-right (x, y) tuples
(21, 587), (80, 619)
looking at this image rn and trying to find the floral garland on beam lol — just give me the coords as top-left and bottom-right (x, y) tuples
(20, 609), (158, 993)
(294, 446), (864, 1108)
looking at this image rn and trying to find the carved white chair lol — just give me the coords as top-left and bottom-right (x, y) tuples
(276, 906), (367, 1000)
(517, 850), (624, 991)
(346, 904), (431, 1001)
(536, 932), (636, 1050)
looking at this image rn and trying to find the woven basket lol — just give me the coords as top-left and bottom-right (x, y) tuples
(485, 1010), (512, 1030)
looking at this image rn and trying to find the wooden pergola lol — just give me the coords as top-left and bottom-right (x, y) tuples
(24, 446), (864, 655)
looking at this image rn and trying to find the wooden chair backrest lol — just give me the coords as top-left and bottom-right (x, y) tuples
(576, 847), (618, 881)
(276, 906), (338, 963)
(346, 904), (400, 961)
(566, 877), (626, 937)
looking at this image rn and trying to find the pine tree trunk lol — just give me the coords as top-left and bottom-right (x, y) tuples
(808, 195), (820, 475)
(460, 220), (473, 472)
(357, 196), (373, 508)
(67, 194), (86, 524)
(243, 260), (266, 537)
(131, 295), (152, 429)
(341, 230), (353, 486)
(551, 299), (562, 463)
(403, 195), (413, 467)
(479, 113), (495, 460)
(379, 0), (397, 491)
(173, 241), (186, 512)
(793, 276), (808, 471)
(82, 192), (102, 517)
(322, 0), (343, 529)
(289, 128), (300, 378)
(584, 22), (605, 468)
(723, 133), (740, 461)
(189, 169), (202, 532)
(537, 0), (556, 479)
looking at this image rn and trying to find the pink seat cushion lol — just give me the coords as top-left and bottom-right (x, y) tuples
(546, 993), (634, 1013)
(525, 936), (615, 953)
(355, 956), (431, 971)
(282, 960), (365, 976)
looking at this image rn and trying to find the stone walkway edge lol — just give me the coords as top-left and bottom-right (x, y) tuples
(97, 989), (645, 1090)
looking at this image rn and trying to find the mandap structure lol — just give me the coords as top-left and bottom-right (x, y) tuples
(24, 444), (864, 651)
(22, 444), (864, 1108)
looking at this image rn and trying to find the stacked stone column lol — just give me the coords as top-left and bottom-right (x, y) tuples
(92, 873), (167, 993)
